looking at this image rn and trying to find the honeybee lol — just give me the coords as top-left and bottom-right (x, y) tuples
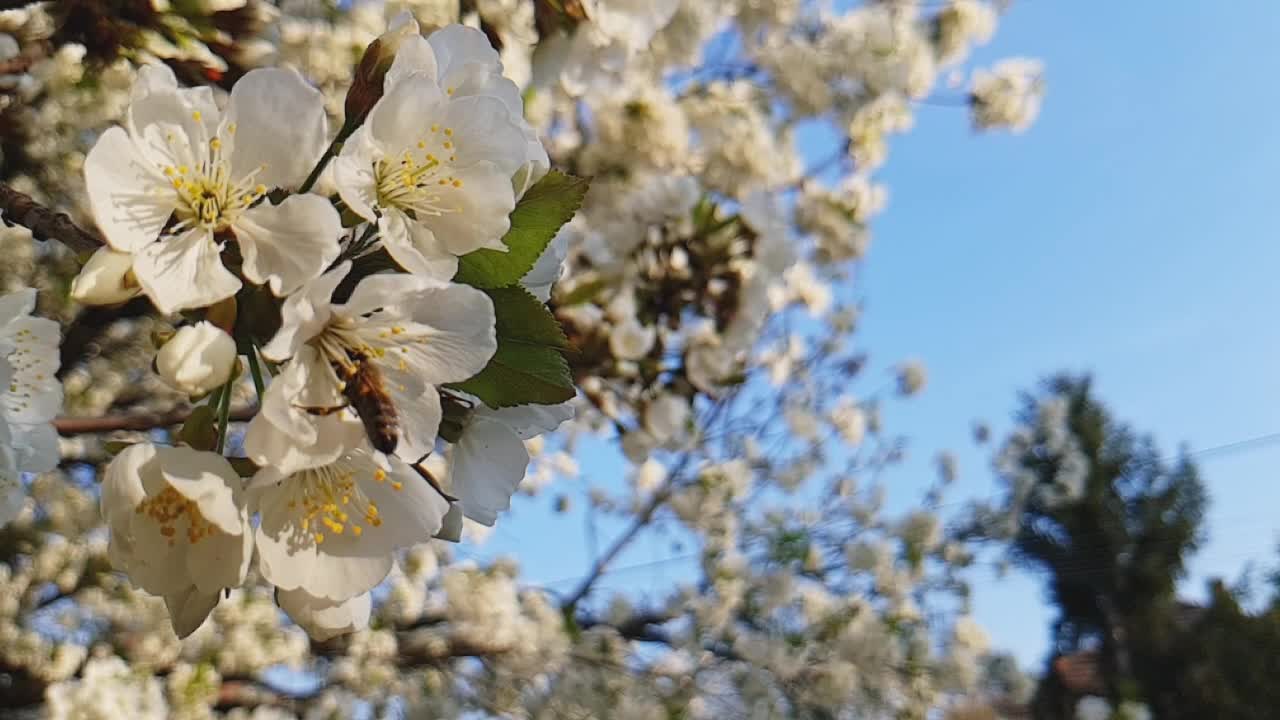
(298, 351), (399, 454)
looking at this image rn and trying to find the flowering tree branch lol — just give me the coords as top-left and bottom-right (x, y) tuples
(0, 182), (102, 253)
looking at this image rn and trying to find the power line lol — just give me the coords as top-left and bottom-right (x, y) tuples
(533, 429), (1280, 593)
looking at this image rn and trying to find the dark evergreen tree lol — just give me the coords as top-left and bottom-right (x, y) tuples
(992, 374), (1207, 718)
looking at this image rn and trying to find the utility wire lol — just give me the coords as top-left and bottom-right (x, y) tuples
(534, 429), (1280, 592)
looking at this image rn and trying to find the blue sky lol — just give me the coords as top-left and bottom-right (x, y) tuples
(857, 0), (1280, 666)
(469, 0), (1280, 672)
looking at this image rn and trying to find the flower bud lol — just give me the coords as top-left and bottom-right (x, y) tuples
(69, 247), (141, 305)
(344, 12), (420, 130)
(156, 322), (237, 396)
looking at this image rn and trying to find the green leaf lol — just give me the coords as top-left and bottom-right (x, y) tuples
(447, 286), (575, 408)
(486, 286), (570, 349)
(450, 345), (575, 408)
(453, 170), (588, 289)
(179, 405), (218, 452)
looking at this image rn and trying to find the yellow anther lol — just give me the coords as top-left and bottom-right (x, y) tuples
(444, 128), (453, 137)
(192, 111), (202, 121)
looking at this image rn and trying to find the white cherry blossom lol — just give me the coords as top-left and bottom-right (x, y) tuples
(250, 449), (450, 602)
(249, 262), (497, 471)
(100, 443), (252, 637)
(333, 23), (536, 278)
(0, 288), (62, 474)
(0, 425), (22, 528)
(84, 63), (341, 313)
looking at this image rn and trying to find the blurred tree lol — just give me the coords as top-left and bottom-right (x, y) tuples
(986, 374), (1207, 718)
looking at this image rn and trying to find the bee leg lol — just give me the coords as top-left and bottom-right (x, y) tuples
(294, 403), (349, 417)
(410, 460), (458, 502)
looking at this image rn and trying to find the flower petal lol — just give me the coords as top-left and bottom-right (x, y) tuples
(439, 95), (528, 174)
(449, 416), (528, 526)
(377, 211), (458, 280)
(416, 160), (515, 255)
(368, 74), (447, 155)
(9, 423), (58, 474)
(385, 283), (497, 385)
(125, 510), (196, 596)
(236, 194), (342, 296)
(132, 230), (241, 314)
(260, 262), (348, 362)
(385, 35), (439, 90)
(277, 588), (370, 641)
(185, 522), (250, 594)
(127, 84), (219, 171)
(157, 446), (245, 537)
(0, 288), (34, 320)
(485, 401), (574, 440)
(332, 134), (381, 222)
(163, 586), (220, 639)
(84, 127), (174, 253)
(226, 67), (330, 190)
(358, 455), (451, 548)
(131, 63), (178, 101)
(428, 24), (503, 81)
(0, 447), (24, 529)
(244, 348), (364, 476)
(387, 384), (441, 464)
(101, 443), (158, 528)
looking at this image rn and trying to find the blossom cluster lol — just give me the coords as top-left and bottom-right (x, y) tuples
(52, 14), (578, 640)
(0, 0), (1045, 716)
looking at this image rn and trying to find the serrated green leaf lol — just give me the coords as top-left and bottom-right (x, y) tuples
(446, 285), (575, 407)
(486, 286), (569, 349)
(453, 170), (588, 289)
(449, 344), (575, 408)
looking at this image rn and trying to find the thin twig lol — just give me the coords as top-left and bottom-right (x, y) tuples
(562, 396), (734, 611)
(53, 405), (257, 435)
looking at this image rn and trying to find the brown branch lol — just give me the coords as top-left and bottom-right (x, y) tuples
(53, 405), (257, 435)
(0, 182), (103, 253)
